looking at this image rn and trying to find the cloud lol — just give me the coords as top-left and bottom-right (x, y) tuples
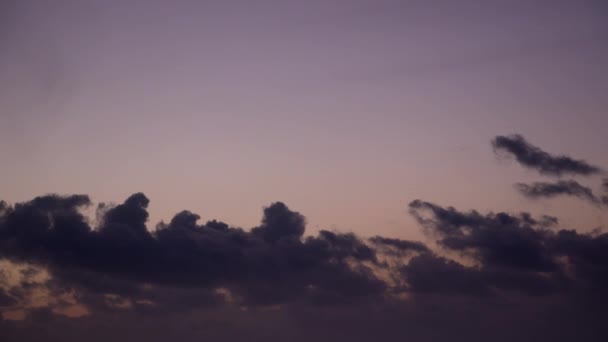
(1, 191), (608, 341)
(0, 193), (395, 312)
(402, 253), (491, 295)
(0, 290), (16, 307)
(515, 180), (604, 205)
(1, 192), (607, 314)
(492, 134), (602, 177)
(369, 236), (430, 255)
(408, 199), (608, 293)
(407, 200), (558, 288)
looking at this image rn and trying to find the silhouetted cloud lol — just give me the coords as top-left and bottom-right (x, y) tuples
(0, 193), (396, 312)
(0, 192), (606, 341)
(515, 180), (602, 205)
(408, 199), (608, 293)
(1, 191), (607, 320)
(406, 200), (561, 296)
(492, 134), (602, 176)
(402, 253), (491, 295)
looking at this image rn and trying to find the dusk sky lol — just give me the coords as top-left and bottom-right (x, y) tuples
(1, 1), (608, 341)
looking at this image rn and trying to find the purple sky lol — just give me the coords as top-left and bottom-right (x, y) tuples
(3, 2), (608, 340)
(2, 0), (607, 238)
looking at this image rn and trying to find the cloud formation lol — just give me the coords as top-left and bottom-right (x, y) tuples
(0, 193), (396, 310)
(1, 191), (607, 320)
(515, 180), (603, 205)
(408, 200), (608, 292)
(0, 186), (607, 342)
(492, 134), (602, 177)
(1, 135), (607, 340)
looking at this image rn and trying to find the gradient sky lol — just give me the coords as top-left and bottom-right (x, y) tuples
(3, 1), (608, 341)
(2, 0), (608, 239)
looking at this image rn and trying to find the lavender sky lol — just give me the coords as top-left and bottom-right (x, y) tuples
(3, 1), (608, 341)
(2, 0), (607, 238)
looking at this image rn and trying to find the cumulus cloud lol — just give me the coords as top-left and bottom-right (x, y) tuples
(0, 192), (607, 317)
(0, 193), (396, 312)
(492, 134), (602, 176)
(2, 131), (608, 340)
(408, 199), (608, 292)
(0, 191), (607, 341)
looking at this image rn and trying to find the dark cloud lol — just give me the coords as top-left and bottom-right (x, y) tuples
(553, 229), (608, 289)
(409, 199), (557, 272)
(515, 180), (603, 205)
(0, 290), (16, 306)
(402, 253), (491, 296)
(2, 193), (607, 306)
(0, 193), (395, 311)
(250, 202), (306, 242)
(408, 199), (608, 293)
(369, 236), (430, 255)
(492, 134), (602, 176)
(1, 193), (608, 341)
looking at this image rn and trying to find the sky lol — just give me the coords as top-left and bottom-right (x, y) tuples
(1, 1), (608, 341)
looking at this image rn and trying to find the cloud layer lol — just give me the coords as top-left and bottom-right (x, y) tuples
(1, 191), (607, 317)
(1, 133), (607, 341)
